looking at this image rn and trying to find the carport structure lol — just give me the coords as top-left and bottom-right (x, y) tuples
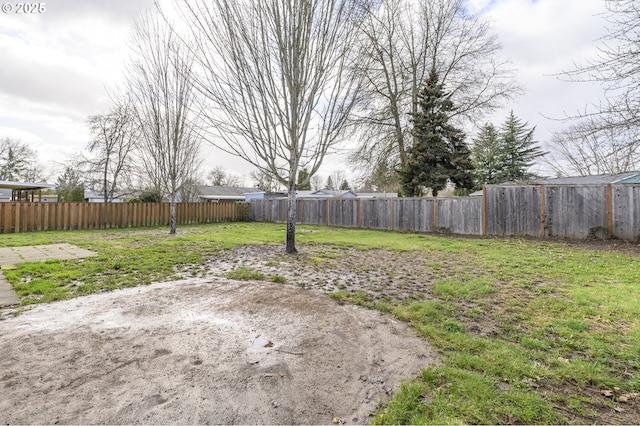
(0, 180), (56, 202)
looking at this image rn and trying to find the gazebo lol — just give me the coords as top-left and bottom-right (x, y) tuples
(0, 180), (57, 202)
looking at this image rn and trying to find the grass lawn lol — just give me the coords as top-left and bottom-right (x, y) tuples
(2, 222), (639, 424)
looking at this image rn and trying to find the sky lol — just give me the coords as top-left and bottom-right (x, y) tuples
(0, 0), (609, 185)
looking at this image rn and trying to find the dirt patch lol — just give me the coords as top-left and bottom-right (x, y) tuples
(0, 277), (436, 425)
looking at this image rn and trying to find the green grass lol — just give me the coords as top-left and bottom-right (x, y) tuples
(2, 223), (639, 423)
(2, 223), (284, 303)
(226, 267), (266, 281)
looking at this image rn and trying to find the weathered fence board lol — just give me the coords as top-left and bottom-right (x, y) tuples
(484, 186), (542, 237)
(612, 185), (640, 240)
(545, 185), (608, 239)
(0, 202), (249, 234)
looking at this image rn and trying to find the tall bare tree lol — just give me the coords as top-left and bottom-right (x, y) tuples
(251, 170), (281, 193)
(563, 0), (640, 132)
(554, 0), (640, 174)
(128, 13), (201, 234)
(547, 120), (640, 176)
(351, 0), (518, 184)
(174, 0), (365, 253)
(0, 137), (43, 182)
(86, 101), (139, 202)
(207, 166), (242, 187)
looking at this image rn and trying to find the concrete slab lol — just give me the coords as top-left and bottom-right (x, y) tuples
(0, 275), (19, 307)
(0, 244), (98, 308)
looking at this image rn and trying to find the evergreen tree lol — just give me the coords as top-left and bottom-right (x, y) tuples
(399, 69), (474, 197)
(297, 168), (311, 190)
(325, 175), (335, 190)
(139, 188), (163, 202)
(56, 165), (85, 202)
(496, 111), (545, 182)
(471, 113), (546, 187)
(471, 123), (502, 186)
(339, 179), (350, 190)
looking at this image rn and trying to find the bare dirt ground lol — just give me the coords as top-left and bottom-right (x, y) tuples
(0, 274), (436, 425)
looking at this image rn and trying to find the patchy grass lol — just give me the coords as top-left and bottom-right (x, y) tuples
(314, 230), (640, 424)
(3, 223), (640, 423)
(226, 267), (266, 281)
(2, 223), (284, 304)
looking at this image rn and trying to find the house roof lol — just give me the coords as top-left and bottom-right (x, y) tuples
(356, 192), (399, 198)
(296, 189), (357, 198)
(197, 186), (263, 200)
(532, 172), (640, 185)
(0, 180), (56, 191)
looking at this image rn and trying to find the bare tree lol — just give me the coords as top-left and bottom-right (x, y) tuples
(251, 170), (281, 193)
(310, 174), (323, 191)
(555, 0), (640, 173)
(351, 0), (518, 182)
(207, 166), (242, 187)
(174, 0), (365, 253)
(563, 0), (640, 131)
(0, 137), (43, 182)
(128, 13), (202, 234)
(546, 120), (640, 176)
(86, 101), (139, 202)
(330, 170), (347, 190)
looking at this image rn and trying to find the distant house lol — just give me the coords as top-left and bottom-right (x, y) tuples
(355, 192), (398, 199)
(84, 189), (127, 203)
(468, 172), (640, 196)
(196, 186), (263, 202)
(296, 189), (357, 199)
(532, 172), (640, 185)
(266, 189), (398, 199)
(0, 188), (10, 202)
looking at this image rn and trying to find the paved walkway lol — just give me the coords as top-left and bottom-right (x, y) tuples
(0, 244), (98, 308)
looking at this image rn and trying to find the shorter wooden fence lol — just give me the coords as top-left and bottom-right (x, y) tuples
(0, 202), (250, 234)
(250, 197), (483, 235)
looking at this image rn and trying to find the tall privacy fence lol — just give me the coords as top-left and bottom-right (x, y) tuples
(250, 184), (640, 240)
(0, 202), (250, 234)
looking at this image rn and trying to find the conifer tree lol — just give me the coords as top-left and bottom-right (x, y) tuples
(339, 179), (351, 190)
(297, 168), (311, 190)
(497, 111), (545, 182)
(471, 112), (545, 187)
(400, 69), (474, 197)
(325, 176), (335, 190)
(471, 123), (502, 186)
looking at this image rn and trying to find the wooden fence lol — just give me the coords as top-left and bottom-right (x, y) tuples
(250, 184), (640, 240)
(0, 202), (250, 234)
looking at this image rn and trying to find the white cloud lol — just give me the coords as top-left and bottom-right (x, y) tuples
(0, 1), (154, 177)
(0, 0), (615, 183)
(474, 0), (608, 154)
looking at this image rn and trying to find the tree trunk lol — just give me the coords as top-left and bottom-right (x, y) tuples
(169, 202), (177, 235)
(285, 183), (297, 254)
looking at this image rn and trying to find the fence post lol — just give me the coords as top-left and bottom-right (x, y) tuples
(326, 199), (329, 226)
(607, 184), (613, 238)
(540, 185), (546, 237)
(482, 186), (487, 236)
(357, 198), (361, 228)
(433, 198), (437, 231)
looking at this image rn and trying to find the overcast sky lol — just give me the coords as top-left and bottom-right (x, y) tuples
(0, 0), (609, 184)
